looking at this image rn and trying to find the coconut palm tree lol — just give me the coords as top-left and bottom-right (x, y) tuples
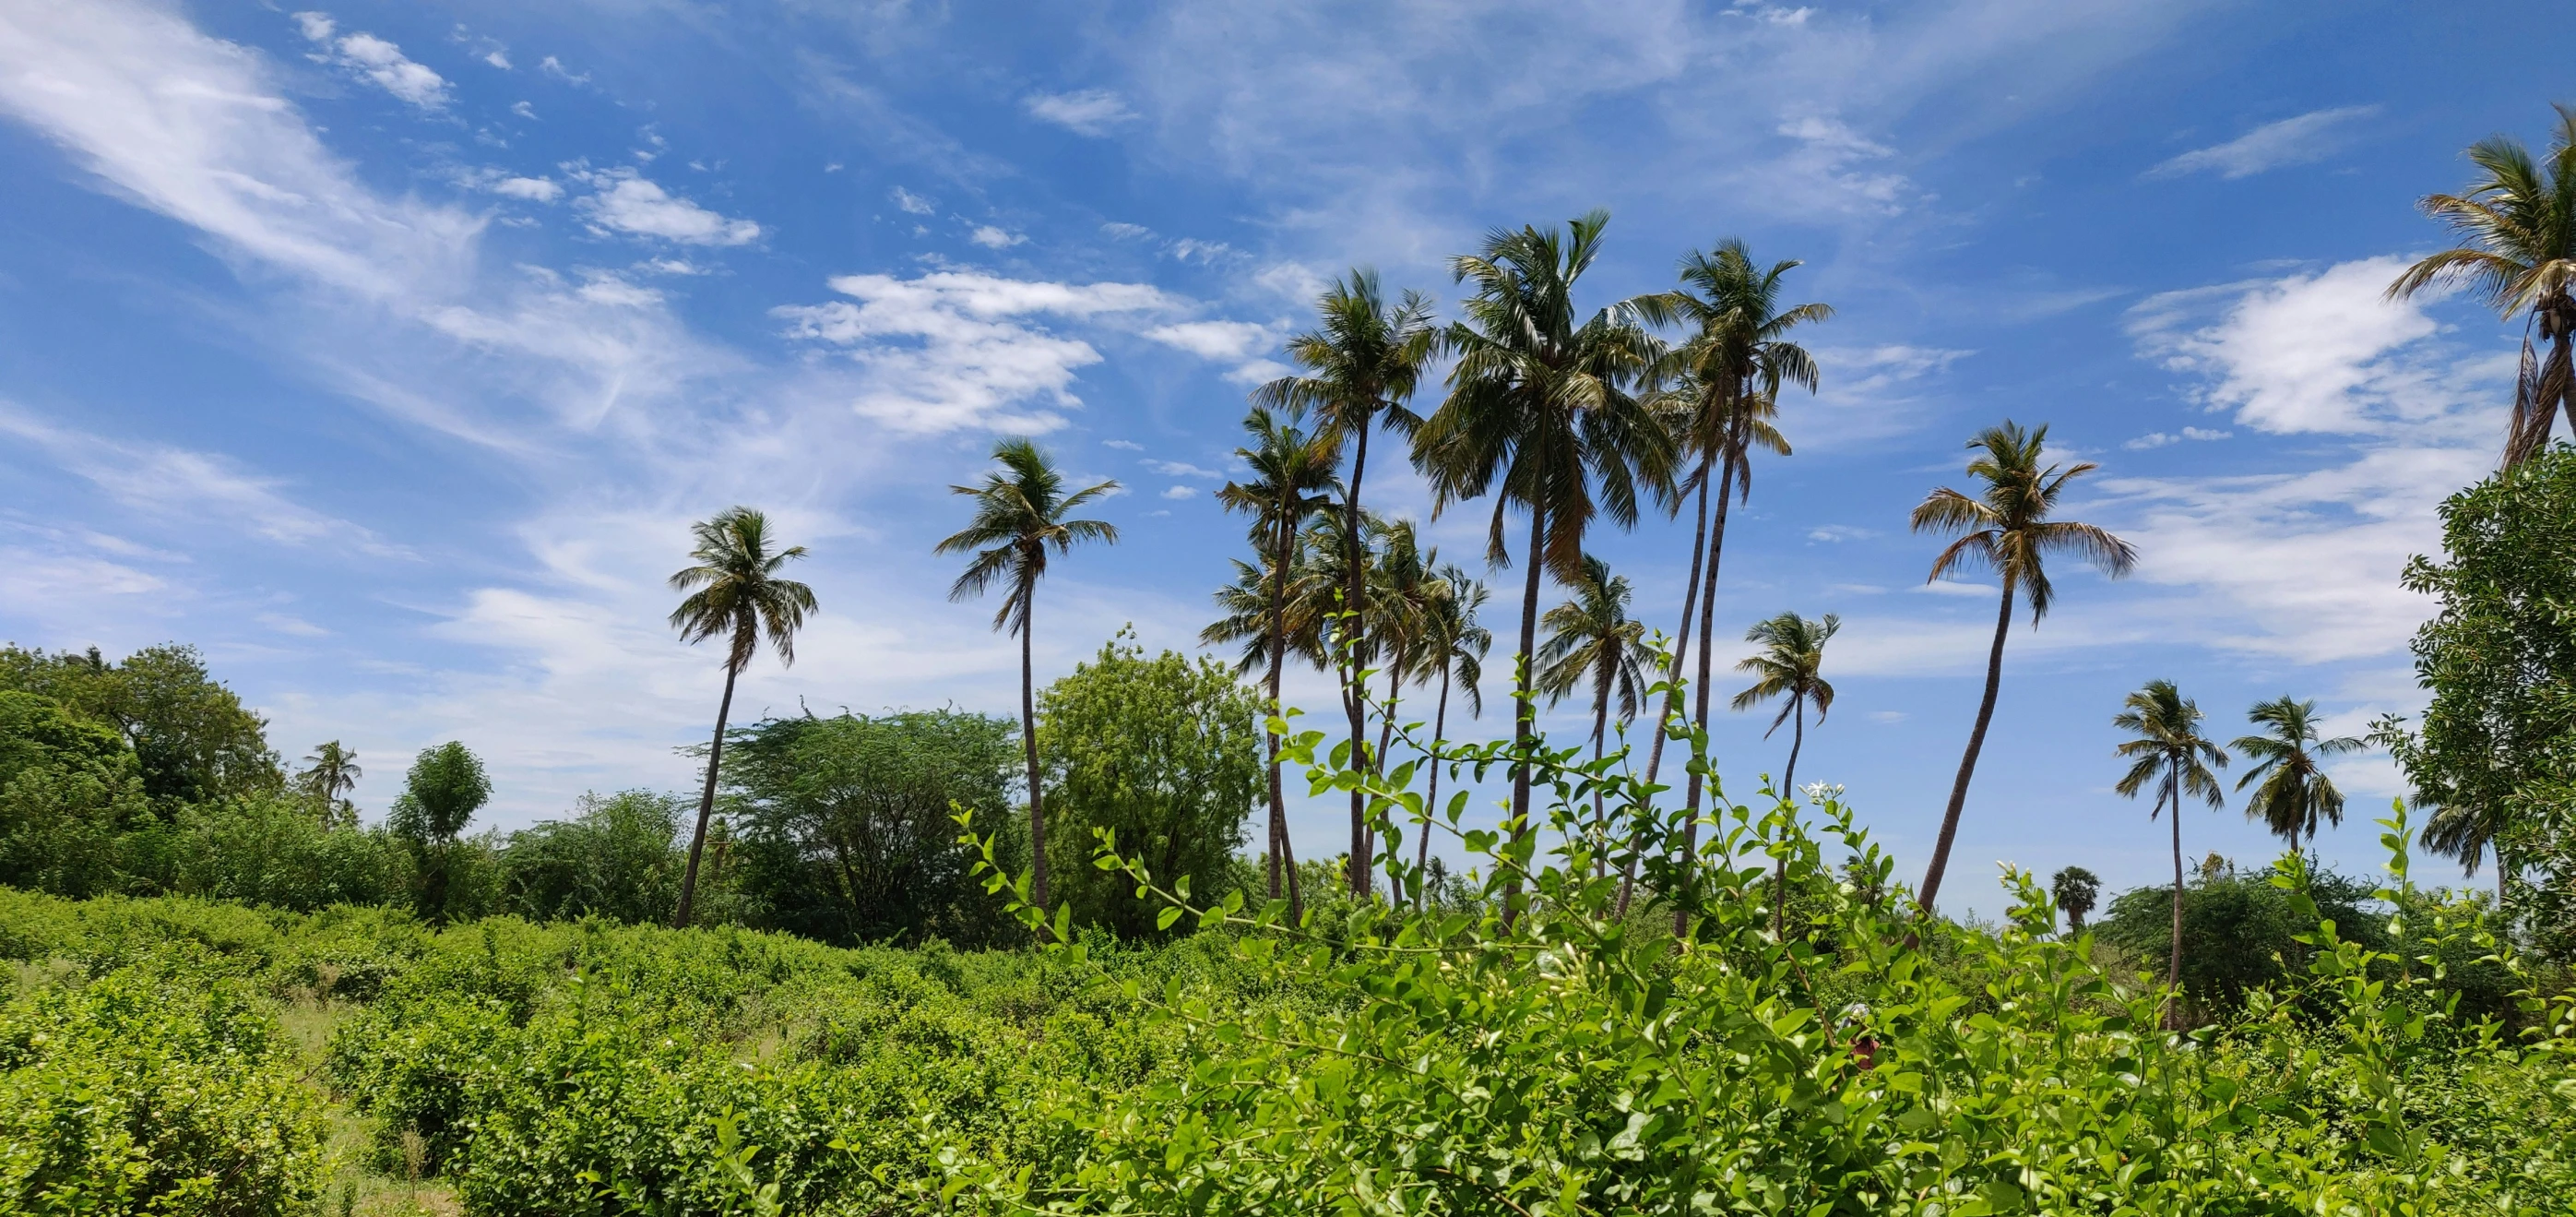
(2049, 865), (2101, 936)
(669, 507), (817, 928)
(936, 439), (1120, 912)
(1212, 407), (1339, 916)
(1411, 211), (1673, 910)
(1367, 519), (1445, 781)
(1537, 555), (1647, 869)
(1910, 421), (2136, 913)
(1253, 270), (1439, 895)
(2232, 697), (2364, 853)
(297, 740), (362, 828)
(2388, 104), (2576, 469)
(2113, 679), (2227, 1027)
(1409, 565), (1489, 901)
(1731, 610), (1839, 936)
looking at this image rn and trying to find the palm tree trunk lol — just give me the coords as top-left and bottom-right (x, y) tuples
(1264, 517), (1291, 908)
(1775, 696), (1803, 938)
(1623, 460), (1709, 917)
(1375, 645), (1407, 778)
(2166, 765), (2185, 1031)
(1675, 451), (1736, 937)
(672, 657), (740, 929)
(1590, 679), (1610, 879)
(1917, 576), (2016, 914)
(1022, 586), (1048, 911)
(1345, 424), (1373, 896)
(1418, 664), (1451, 907)
(1504, 504), (1546, 925)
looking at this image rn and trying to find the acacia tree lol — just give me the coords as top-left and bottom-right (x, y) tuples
(1536, 555), (1645, 867)
(2232, 697), (2362, 853)
(1910, 422), (2135, 913)
(2050, 865), (2101, 935)
(2113, 679), (2227, 1026)
(937, 439), (1120, 912)
(2388, 104), (2576, 469)
(667, 507), (815, 929)
(1412, 211), (1671, 913)
(1211, 407), (1338, 916)
(1253, 271), (1437, 895)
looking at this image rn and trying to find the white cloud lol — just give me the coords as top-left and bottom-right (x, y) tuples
(489, 174), (562, 202)
(1168, 237), (1234, 264)
(1798, 344), (1975, 449)
(511, 101), (537, 120)
(1161, 485), (1198, 500)
(1102, 438), (1144, 450)
(967, 224), (1025, 249)
(1100, 221), (1154, 241)
(2123, 425), (2232, 450)
(540, 55), (588, 84)
(1807, 524), (1873, 542)
(2149, 106), (2379, 180)
(889, 186), (935, 215)
(295, 13), (449, 110)
(776, 270), (1177, 434)
(1866, 710), (1907, 724)
(1775, 115), (1915, 214)
(1025, 89), (1136, 136)
(1143, 319), (1283, 383)
(569, 168), (761, 245)
(1143, 459), (1221, 479)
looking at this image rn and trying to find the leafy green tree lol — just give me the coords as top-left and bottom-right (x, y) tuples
(1412, 211), (1672, 908)
(1409, 564), (1488, 896)
(2231, 697), (2362, 851)
(2113, 679), (2227, 1022)
(1636, 243), (1825, 892)
(723, 710), (1023, 947)
(0, 643), (281, 808)
(1211, 405), (1338, 913)
(175, 793), (408, 911)
(501, 791), (689, 925)
(2096, 862), (2384, 1019)
(0, 691), (150, 898)
(1037, 633), (1261, 937)
(1254, 271), (1438, 894)
(1537, 555), (1644, 869)
(2050, 865), (2100, 934)
(391, 741), (492, 925)
(2388, 446), (2576, 908)
(668, 507), (817, 929)
(2388, 105), (2576, 468)
(295, 740), (362, 828)
(1910, 422), (2135, 913)
(939, 438), (1120, 912)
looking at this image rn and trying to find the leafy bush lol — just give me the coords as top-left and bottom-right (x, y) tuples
(0, 962), (330, 1214)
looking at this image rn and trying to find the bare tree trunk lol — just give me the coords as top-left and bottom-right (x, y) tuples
(1265, 515), (1301, 924)
(671, 659), (740, 928)
(1345, 424), (1374, 896)
(1917, 576), (2016, 914)
(1623, 462), (1709, 917)
(1022, 584), (1049, 911)
(1676, 451), (1737, 937)
(1590, 679), (1610, 880)
(1503, 505), (1546, 925)
(1418, 664), (1451, 907)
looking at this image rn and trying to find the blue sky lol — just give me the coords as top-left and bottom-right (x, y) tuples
(0, 0), (2561, 913)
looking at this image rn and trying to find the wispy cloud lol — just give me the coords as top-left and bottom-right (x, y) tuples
(2123, 425), (2232, 450)
(294, 12), (450, 111)
(1025, 89), (1136, 137)
(570, 167), (763, 245)
(2148, 105), (2379, 180)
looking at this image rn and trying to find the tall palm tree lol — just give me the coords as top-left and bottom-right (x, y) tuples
(297, 740), (362, 828)
(2050, 865), (2100, 936)
(2231, 697), (2364, 853)
(669, 507), (817, 928)
(1910, 422), (2136, 913)
(1212, 407), (1339, 916)
(2388, 104), (2576, 469)
(1731, 611), (1839, 935)
(1638, 243), (1826, 930)
(936, 439), (1120, 912)
(1537, 555), (1647, 868)
(1368, 519), (1445, 777)
(2113, 679), (2227, 1027)
(1412, 211), (1673, 908)
(1409, 564), (1489, 900)
(2422, 799), (2514, 902)
(1254, 270), (1439, 895)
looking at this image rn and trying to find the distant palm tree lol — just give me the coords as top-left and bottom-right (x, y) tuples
(1731, 611), (1839, 936)
(669, 507), (817, 928)
(1910, 422), (2135, 914)
(1212, 407), (1339, 916)
(2422, 801), (2513, 903)
(1537, 555), (1647, 869)
(2113, 679), (2227, 1027)
(1367, 519), (1445, 780)
(1254, 270), (1438, 895)
(2388, 104), (2576, 469)
(937, 439), (1120, 912)
(1410, 564), (1490, 900)
(297, 740), (362, 829)
(1412, 211), (1672, 914)
(2231, 697), (2364, 853)
(1638, 245), (1826, 891)
(2049, 865), (2101, 936)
